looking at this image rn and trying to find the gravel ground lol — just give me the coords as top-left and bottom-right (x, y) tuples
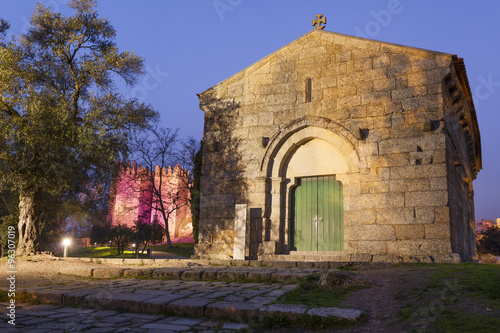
(1, 255), (159, 288)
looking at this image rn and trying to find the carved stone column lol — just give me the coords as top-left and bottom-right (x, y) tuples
(261, 177), (285, 255)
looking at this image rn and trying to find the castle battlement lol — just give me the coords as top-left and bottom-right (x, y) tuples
(108, 161), (193, 240)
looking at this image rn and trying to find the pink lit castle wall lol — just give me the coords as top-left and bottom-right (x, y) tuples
(107, 161), (192, 240)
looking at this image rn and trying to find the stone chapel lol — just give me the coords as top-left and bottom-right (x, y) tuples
(194, 16), (481, 263)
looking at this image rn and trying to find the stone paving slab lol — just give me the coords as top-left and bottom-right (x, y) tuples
(59, 258), (348, 283)
(260, 304), (309, 319)
(308, 307), (364, 321)
(63, 288), (103, 305)
(2, 271), (364, 331)
(0, 302), (249, 332)
(85, 292), (152, 312)
(60, 265), (329, 284)
(205, 301), (263, 321)
(141, 294), (185, 314)
(166, 297), (214, 317)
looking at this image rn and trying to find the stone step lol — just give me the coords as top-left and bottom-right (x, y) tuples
(15, 286), (363, 324)
(59, 266), (327, 282)
(0, 302), (251, 332)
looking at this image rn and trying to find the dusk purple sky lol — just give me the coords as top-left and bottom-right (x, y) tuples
(1, 0), (499, 220)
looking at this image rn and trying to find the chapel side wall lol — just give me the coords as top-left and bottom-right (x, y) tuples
(442, 73), (478, 262)
(196, 100), (250, 259)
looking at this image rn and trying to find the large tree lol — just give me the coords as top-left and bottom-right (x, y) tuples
(0, 0), (158, 255)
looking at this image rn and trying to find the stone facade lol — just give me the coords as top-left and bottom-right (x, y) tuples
(195, 29), (481, 263)
(108, 161), (192, 239)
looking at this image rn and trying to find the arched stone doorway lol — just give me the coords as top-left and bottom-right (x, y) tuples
(285, 138), (347, 252)
(259, 117), (365, 256)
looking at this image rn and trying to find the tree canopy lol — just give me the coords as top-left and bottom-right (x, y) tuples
(0, 0), (158, 255)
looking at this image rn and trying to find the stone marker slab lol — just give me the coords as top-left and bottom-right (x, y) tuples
(307, 307), (363, 321)
(260, 304), (309, 320)
(167, 297), (214, 317)
(233, 204), (247, 260)
(205, 301), (262, 321)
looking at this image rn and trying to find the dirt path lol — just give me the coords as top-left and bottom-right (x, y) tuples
(280, 265), (437, 333)
(336, 266), (433, 332)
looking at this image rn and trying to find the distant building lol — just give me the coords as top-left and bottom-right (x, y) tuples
(74, 238), (91, 249)
(107, 161), (192, 239)
(195, 18), (481, 263)
(476, 218), (500, 234)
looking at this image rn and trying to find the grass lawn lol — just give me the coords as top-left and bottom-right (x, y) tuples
(150, 242), (194, 258)
(64, 246), (149, 259)
(62, 243), (195, 258)
(396, 263), (500, 333)
(274, 278), (362, 308)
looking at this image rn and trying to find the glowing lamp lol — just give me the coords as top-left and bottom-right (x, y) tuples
(62, 238), (71, 257)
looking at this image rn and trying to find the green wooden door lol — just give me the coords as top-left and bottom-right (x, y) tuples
(292, 176), (343, 251)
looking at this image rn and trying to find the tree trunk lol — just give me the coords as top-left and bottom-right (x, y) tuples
(160, 209), (173, 249)
(17, 189), (41, 256)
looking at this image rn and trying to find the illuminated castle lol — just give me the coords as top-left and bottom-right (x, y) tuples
(107, 161), (192, 239)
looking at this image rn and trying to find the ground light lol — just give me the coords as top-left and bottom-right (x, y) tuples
(132, 243), (138, 259)
(62, 238), (71, 258)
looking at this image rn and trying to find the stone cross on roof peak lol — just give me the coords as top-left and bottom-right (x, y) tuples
(312, 14), (326, 30)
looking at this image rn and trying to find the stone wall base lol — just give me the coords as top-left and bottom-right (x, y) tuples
(259, 252), (462, 263)
(194, 246), (463, 263)
(194, 243), (232, 260)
